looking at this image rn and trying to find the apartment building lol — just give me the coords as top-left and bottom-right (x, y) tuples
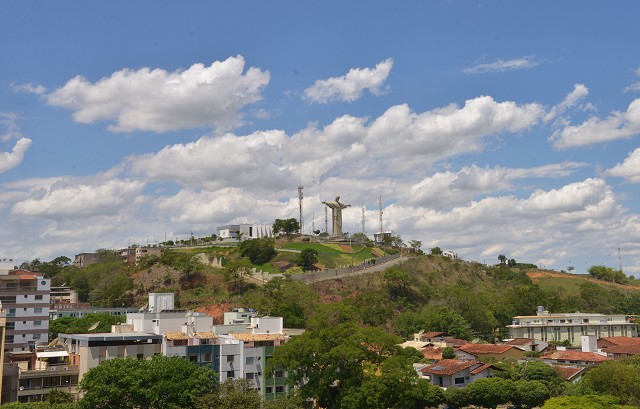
(0, 268), (50, 352)
(508, 306), (638, 346)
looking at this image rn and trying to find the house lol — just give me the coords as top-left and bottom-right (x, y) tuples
(552, 365), (586, 383)
(421, 346), (445, 362)
(413, 331), (470, 348)
(508, 306), (637, 346)
(541, 350), (611, 367)
(455, 344), (525, 362)
(596, 336), (640, 358)
(421, 359), (502, 388)
(504, 338), (549, 353)
(597, 336), (640, 349)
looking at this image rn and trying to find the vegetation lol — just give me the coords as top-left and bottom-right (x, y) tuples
(79, 356), (215, 409)
(240, 238), (277, 264)
(49, 313), (126, 339)
(588, 264), (628, 284)
(272, 218), (300, 239)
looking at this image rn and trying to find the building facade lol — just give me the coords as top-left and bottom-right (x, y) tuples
(0, 270), (50, 352)
(508, 307), (638, 346)
(217, 224), (273, 240)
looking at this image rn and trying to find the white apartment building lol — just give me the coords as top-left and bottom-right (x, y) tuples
(0, 268), (50, 352)
(508, 306), (638, 346)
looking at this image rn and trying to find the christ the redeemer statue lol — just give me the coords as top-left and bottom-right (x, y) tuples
(322, 196), (351, 237)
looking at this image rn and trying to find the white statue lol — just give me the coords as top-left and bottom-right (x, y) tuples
(322, 196), (351, 237)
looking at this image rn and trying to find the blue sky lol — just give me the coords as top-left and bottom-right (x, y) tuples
(2, 1), (640, 273)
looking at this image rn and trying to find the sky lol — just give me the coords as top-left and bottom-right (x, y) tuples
(1, 1), (640, 274)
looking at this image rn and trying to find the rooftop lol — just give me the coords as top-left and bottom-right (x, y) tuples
(458, 344), (516, 355)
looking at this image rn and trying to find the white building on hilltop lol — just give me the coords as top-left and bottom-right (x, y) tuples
(217, 224), (273, 240)
(508, 306), (637, 347)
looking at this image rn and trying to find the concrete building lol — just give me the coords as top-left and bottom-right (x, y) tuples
(73, 253), (101, 268)
(217, 224), (273, 240)
(507, 306), (637, 346)
(117, 247), (161, 265)
(6, 345), (79, 403)
(49, 306), (139, 321)
(0, 269), (50, 352)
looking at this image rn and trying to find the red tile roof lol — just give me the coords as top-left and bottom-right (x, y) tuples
(421, 346), (444, 360)
(552, 365), (585, 381)
(423, 331), (447, 338)
(458, 344), (515, 355)
(603, 345), (640, 355)
(469, 363), (493, 375)
(505, 338), (536, 346)
(542, 351), (611, 363)
(599, 336), (640, 346)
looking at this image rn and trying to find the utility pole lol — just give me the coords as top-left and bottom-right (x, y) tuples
(378, 195), (383, 243)
(361, 204), (366, 243)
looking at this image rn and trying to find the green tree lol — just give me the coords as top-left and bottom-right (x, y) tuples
(422, 306), (474, 340)
(466, 377), (514, 409)
(512, 379), (550, 408)
(79, 356), (215, 409)
(583, 360), (640, 406)
(443, 387), (469, 409)
(47, 388), (75, 404)
(383, 268), (415, 300)
(298, 248), (319, 271)
(224, 259), (254, 294)
(441, 346), (456, 359)
(196, 379), (261, 409)
(409, 240), (422, 252)
(541, 395), (635, 409)
(498, 254), (507, 265)
(430, 247), (443, 256)
(272, 218), (300, 238)
(239, 237), (277, 264)
(50, 313), (126, 339)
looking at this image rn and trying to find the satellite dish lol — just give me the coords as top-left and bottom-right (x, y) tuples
(88, 321), (100, 332)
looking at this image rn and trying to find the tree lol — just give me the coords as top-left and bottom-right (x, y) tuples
(196, 379), (261, 409)
(47, 388), (75, 404)
(409, 240), (422, 252)
(512, 380), (550, 408)
(541, 395), (635, 409)
(239, 237), (277, 264)
(79, 356), (215, 409)
(498, 254), (507, 265)
(273, 218), (300, 238)
(441, 346), (455, 359)
(224, 259), (254, 294)
(583, 360), (640, 406)
(508, 258), (516, 267)
(444, 387), (469, 409)
(383, 268), (415, 300)
(466, 377), (514, 409)
(298, 248), (319, 271)
(422, 306), (474, 340)
(50, 313), (126, 339)
(430, 247), (443, 256)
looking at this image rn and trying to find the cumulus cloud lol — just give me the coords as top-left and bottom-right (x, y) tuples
(551, 99), (640, 149)
(463, 56), (539, 74)
(406, 162), (586, 207)
(12, 179), (145, 218)
(605, 147), (640, 182)
(129, 97), (544, 191)
(624, 67), (640, 93)
(303, 58), (393, 103)
(46, 56), (270, 133)
(11, 83), (47, 95)
(0, 138), (32, 173)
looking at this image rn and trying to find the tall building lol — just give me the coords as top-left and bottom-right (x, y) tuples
(0, 269), (50, 352)
(508, 306), (638, 346)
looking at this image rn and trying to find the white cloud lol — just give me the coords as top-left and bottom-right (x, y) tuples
(544, 84), (589, 122)
(46, 56), (270, 133)
(625, 82), (640, 93)
(463, 56), (539, 74)
(11, 83), (47, 95)
(551, 99), (640, 149)
(605, 147), (640, 182)
(303, 58), (393, 103)
(0, 138), (32, 173)
(406, 162), (586, 207)
(11, 179), (145, 218)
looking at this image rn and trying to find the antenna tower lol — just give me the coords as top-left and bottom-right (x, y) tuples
(312, 211), (315, 234)
(361, 204), (366, 243)
(378, 195), (383, 242)
(298, 185), (304, 234)
(618, 247), (623, 273)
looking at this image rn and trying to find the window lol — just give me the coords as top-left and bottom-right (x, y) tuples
(33, 334), (41, 340)
(226, 371), (235, 378)
(266, 387), (273, 394)
(137, 354), (144, 360)
(227, 355), (234, 362)
(189, 355), (197, 362)
(35, 295), (43, 300)
(34, 321), (42, 326)
(246, 356), (254, 365)
(245, 373), (254, 380)
(454, 377), (465, 385)
(276, 386), (284, 393)
(35, 308), (42, 314)
(275, 370), (284, 378)
(204, 353), (212, 362)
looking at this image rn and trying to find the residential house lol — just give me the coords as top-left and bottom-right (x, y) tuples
(552, 365), (586, 383)
(421, 359), (502, 388)
(508, 306), (637, 346)
(504, 338), (549, 353)
(413, 331), (470, 348)
(455, 344), (525, 362)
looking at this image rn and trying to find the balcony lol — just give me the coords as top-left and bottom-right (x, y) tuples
(20, 364), (79, 378)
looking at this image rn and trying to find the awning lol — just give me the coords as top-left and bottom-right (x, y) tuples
(36, 351), (68, 358)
